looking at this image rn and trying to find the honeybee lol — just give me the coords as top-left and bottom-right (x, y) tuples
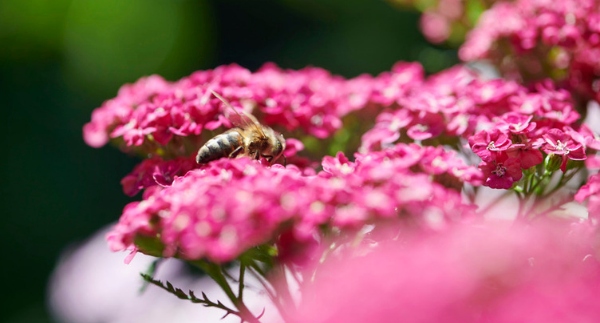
(196, 91), (286, 165)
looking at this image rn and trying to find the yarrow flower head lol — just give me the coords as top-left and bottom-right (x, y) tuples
(359, 65), (587, 154)
(107, 143), (479, 264)
(108, 158), (306, 262)
(83, 63), (392, 158)
(460, 0), (600, 105)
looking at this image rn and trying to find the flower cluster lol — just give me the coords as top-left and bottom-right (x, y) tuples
(288, 220), (600, 323)
(107, 143), (478, 264)
(460, 0), (600, 104)
(467, 88), (600, 188)
(362, 63), (599, 189)
(361, 66), (483, 151)
(83, 64), (383, 157)
(359, 65), (597, 157)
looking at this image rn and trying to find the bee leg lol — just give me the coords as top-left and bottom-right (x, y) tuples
(229, 146), (245, 158)
(282, 155), (287, 167)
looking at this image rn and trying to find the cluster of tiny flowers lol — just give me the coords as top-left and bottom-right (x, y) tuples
(107, 143), (477, 263)
(460, 0), (600, 103)
(360, 66), (591, 153)
(467, 91), (600, 189)
(107, 158), (306, 263)
(361, 66), (478, 151)
(83, 63), (385, 157)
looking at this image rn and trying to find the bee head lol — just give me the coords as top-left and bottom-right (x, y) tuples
(272, 133), (286, 161)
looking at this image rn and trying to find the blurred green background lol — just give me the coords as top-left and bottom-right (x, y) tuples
(0, 0), (457, 322)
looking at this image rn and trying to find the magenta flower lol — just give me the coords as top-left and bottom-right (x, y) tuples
(497, 113), (536, 134)
(370, 62), (424, 106)
(574, 174), (600, 219)
(541, 128), (586, 172)
(565, 124), (600, 150)
(120, 156), (197, 196)
(459, 0), (600, 104)
(506, 142), (544, 170)
(469, 128), (512, 163)
(575, 174), (600, 203)
(406, 113), (445, 140)
(83, 75), (171, 148)
(479, 156), (523, 189)
(587, 154), (600, 169)
(359, 109), (411, 152)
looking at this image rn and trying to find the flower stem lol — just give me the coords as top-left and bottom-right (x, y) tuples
(191, 260), (260, 323)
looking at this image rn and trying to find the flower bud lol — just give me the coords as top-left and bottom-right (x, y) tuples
(545, 153), (564, 173)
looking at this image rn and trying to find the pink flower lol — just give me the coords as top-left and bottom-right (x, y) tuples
(321, 152), (356, 177)
(359, 109), (411, 152)
(506, 142), (544, 170)
(406, 113), (445, 140)
(575, 174), (600, 203)
(420, 12), (451, 44)
(370, 62), (424, 106)
(497, 113), (536, 134)
(541, 128), (586, 172)
(565, 124), (600, 150)
(586, 154), (600, 169)
(469, 128), (512, 163)
(479, 156), (523, 189)
(575, 174), (600, 219)
(120, 156), (197, 196)
(83, 75), (171, 148)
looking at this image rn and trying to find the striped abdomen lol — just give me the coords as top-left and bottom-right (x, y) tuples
(196, 130), (244, 164)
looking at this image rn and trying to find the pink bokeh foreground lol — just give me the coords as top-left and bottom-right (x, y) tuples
(289, 220), (600, 323)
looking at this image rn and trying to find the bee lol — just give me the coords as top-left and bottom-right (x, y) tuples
(196, 91), (286, 165)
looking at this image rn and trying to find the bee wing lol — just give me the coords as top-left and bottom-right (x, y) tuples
(210, 90), (267, 137)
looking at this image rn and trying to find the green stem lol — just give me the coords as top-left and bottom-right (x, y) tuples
(238, 263), (246, 301)
(191, 260), (259, 323)
(526, 172), (545, 195)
